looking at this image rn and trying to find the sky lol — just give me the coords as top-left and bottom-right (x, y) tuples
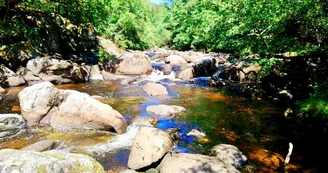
(150, 0), (165, 4)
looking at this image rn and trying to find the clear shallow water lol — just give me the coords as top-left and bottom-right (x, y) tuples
(0, 75), (325, 172)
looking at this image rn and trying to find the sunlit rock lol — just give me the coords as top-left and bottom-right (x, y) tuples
(0, 114), (25, 141)
(128, 127), (173, 170)
(18, 82), (127, 134)
(142, 83), (168, 96)
(146, 104), (185, 118)
(0, 65), (26, 87)
(0, 149), (104, 173)
(210, 144), (248, 168)
(157, 153), (240, 173)
(165, 55), (187, 66)
(18, 82), (59, 126)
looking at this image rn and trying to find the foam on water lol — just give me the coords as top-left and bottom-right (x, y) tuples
(81, 121), (153, 156)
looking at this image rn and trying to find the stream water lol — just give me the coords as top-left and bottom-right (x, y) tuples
(0, 64), (326, 173)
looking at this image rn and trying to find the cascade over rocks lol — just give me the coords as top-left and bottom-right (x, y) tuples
(18, 82), (127, 133)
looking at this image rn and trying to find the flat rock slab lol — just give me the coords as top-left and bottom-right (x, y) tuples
(128, 127), (173, 170)
(146, 105), (186, 118)
(142, 83), (168, 96)
(21, 140), (55, 152)
(157, 153), (240, 173)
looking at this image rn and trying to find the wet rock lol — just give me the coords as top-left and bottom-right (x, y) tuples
(0, 149), (104, 173)
(165, 55), (187, 66)
(162, 63), (172, 75)
(21, 140), (55, 152)
(187, 129), (206, 137)
(128, 127), (174, 170)
(0, 65), (26, 87)
(142, 83), (168, 96)
(0, 114), (25, 141)
(107, 53), (152, 75)
(157, 153), (240, 173)
(18, 82), (59, 126)
(19, 82), (127, 134)
(146, 105), (186, 118)
(89, 65), (104, 81)
(210, 144), (248, 168)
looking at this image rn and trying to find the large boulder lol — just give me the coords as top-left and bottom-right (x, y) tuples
(0, 114), (26, 141)
(106, 53), (152, 75)
(165, 55), (187, 66)
(0, 65), (26, 87)
(0, 149), (104, 173)
(157, 153), (240, 173)
(19, 58), (90, 85)
(210, 144), (248, 168)
(176, 66), (194, 80)
(18, 82), (127, 134)
(44, 90), (127, 133)
(18, 82), (59, 126)
(146, 105), (186, 118)
(142, 83), (168, 96)
(127, 127), (174, 170)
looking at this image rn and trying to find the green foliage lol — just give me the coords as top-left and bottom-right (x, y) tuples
(170, 0), (328, 56)
(257, 57), (283, 79)
(96, 47), (116, 62)
(297, 84), (328, 119)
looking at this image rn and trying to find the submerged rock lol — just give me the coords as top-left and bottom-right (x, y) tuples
(0, 114), (26, 141)
(0, 149), (104, 173)
(18, 82), (127, 134)
(187, 129), (206, 137)
(142, 83), (168, 96)
(146, 105), (185, 118)
(157, 153), (240, 173)
(210, 144), (248, 168)
(21, 140), (55, 152)
(128, 127), (174, 170)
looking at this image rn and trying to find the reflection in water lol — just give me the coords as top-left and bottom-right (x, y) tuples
(0, 77), (324, 172)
